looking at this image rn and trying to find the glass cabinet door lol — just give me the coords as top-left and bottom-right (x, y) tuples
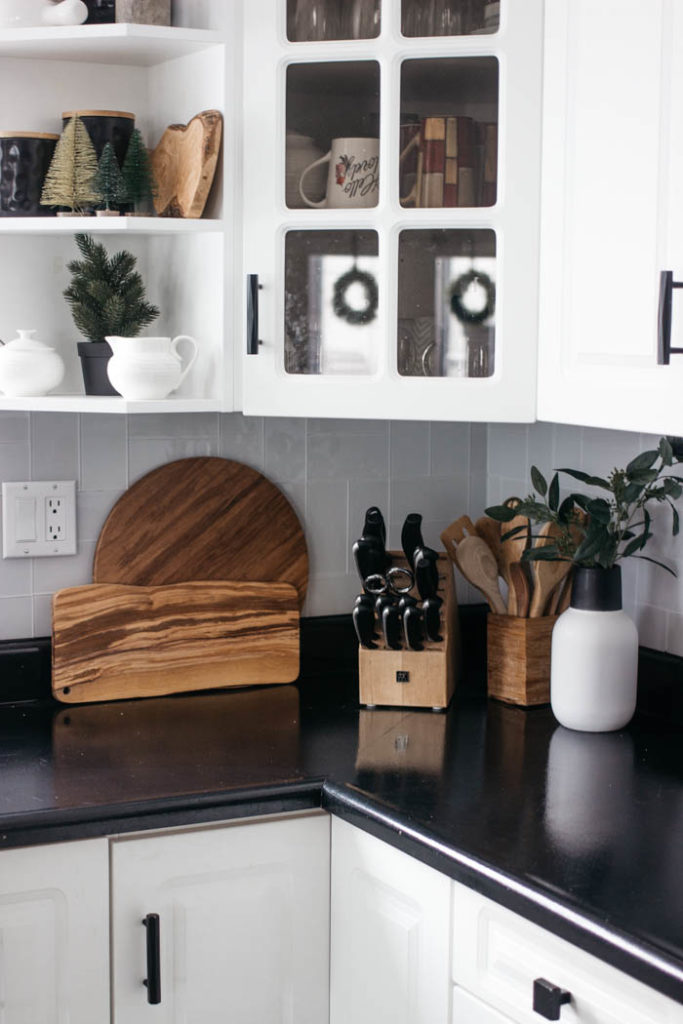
(243, 0), (543, 422)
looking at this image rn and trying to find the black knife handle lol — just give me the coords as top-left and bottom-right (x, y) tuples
(403, 604), (424, 651)
(143, 914), (161, 1004)
(353, 601), (378, 648)
(363, 506), (386, 547)
(414, 547), (439, 600)
(382, 603), (403, 650)
(422, 596), (443, 643)
(247, 274), (262, 355)
(401, 513), (424, 568)
(353, 536), (386, 583)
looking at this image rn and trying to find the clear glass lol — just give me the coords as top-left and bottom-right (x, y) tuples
(285, 230), (380, 375)
(397, 229), (496, 377)
(399, 57), (498, 208)
(287, 0), (381, 41)
(401, 0), (500, 37)
(286, 62), (381, 209)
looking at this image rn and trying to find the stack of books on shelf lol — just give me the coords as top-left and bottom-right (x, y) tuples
(400, 115), (497, 208)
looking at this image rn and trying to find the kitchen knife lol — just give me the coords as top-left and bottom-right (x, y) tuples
(353, 600), (378, 649)
(422, 596), (443, 642)
(413, 546), (439, 600)
(352, 535), (386, 585)
(363, 506), (386, 547)
(401, 513), (424, 568)
(374, 592), (396, 619)
(381, 602), (403, 650)
(355, 593), (375, 610)
(402, 603), (424, 651)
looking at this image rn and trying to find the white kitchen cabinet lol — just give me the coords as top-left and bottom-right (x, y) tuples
(0, 4), (236, 413)
(330, 816), (451, 1024)
(0, 837), (109, 1024)
(110, 812), (330, 1024)
(242, 0), (544, 422)
(538, 0), (683, 435)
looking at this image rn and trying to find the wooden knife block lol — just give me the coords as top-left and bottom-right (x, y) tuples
(358, 553), (459, 711)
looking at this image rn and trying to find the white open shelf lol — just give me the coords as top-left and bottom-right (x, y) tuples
(0, 217), (222, 235)
(0, 395), (223, 414)
(0, 23), (225, 66)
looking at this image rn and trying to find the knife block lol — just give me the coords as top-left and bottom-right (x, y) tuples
(358, 553), (459, 711)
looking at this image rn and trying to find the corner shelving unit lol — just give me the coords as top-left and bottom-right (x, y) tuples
(0, 6), (236, 415)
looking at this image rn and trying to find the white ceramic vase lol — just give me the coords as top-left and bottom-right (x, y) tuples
(0, 329), (65, 396)
(550, 566), (638, 733)
(105, 335), (198, 400)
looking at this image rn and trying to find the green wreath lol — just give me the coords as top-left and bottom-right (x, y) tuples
(332, 266), (379, 326)
(449, 269), (495, 325)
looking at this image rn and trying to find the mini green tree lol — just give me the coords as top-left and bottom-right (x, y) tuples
(121, 129), (157, 213)
(64, 233), (160, 342)
(94, 142), (126, 213)
(40, 116), (101, 214)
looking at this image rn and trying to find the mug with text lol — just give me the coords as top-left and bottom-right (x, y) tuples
(299, 137), (379, 208)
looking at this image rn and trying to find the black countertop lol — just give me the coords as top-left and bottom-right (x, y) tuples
(0, 617), (682, 1004)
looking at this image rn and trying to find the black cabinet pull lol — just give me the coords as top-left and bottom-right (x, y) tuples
(533, 978), (571, 1020)
(142, 913), (161, 1004)
(247, 274), (262, 355)
(657, 270), (683, 364)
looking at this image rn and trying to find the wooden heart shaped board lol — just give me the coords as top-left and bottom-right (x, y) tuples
(151, 109), (222, 218)
(92, 457), (308, 607)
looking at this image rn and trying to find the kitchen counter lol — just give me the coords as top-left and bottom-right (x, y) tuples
(0, 616), (682, 1005)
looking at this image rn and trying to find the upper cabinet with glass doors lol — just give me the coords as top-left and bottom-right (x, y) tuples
(242, 0), (543, 421)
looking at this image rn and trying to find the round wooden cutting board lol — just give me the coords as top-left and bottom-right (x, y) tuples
(93, 457), (308, 607)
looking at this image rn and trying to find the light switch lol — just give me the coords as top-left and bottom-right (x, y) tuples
(14, 498), (36, 542)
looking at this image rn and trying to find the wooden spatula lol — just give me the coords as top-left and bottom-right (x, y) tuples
(498, 500), (530, 615)
(440, 515), (476, 557)
(528, 522), (572, 617)
(453, 535), (507, 615)
(508, 561), (531, 618)
(474, 516), (501, 566)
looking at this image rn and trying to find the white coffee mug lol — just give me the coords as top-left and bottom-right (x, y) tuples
(299, 137), (379, 208)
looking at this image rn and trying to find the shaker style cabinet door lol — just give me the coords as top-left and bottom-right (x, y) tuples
(538, 0), (683, 434)
(110, 813), (330, 1024)
(0, 839), (110, 1024)
(330, 817), (451, 1024)
(242, 0), (544, 422)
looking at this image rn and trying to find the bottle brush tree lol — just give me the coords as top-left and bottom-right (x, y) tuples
(94, 142), (127, 212)
(40, 116), (101, 214)
(121, 128), (157, 213)
(64, 233), (160, 343)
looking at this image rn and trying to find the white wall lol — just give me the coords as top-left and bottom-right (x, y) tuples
(0, 411), (486, 639)
(487, 423), (683, 657)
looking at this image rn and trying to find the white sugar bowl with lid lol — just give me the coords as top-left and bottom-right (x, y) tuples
(0, 330), (65, 396)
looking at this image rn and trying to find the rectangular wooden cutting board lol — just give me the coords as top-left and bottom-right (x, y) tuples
(52, 580), (300, 704)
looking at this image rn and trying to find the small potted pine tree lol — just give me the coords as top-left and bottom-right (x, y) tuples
(94, 142), (126, 216)
(40, 115), (100, 215)
(121, 128), (157, 215)
(64, 233), (160, 395)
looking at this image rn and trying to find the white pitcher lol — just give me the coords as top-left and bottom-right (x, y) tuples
(105, 336), (198, 401)
(0, 0), (87, 27)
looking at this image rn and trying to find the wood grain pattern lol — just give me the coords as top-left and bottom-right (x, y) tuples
(151, 109), (222, 218)
(486, 613), (557, 706)
(93, 457), (308, 607)
(528, 521), (572, 618)
(358, 552), (459, 710)
(499, 501), (530, 615)
(453, 535), (507, 615)
(52, 580), (300, 704)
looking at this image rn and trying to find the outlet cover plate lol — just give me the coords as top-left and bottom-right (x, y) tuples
(2, 481), (77, 558)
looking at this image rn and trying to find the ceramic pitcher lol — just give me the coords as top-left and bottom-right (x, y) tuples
(105, 336), (198, 401)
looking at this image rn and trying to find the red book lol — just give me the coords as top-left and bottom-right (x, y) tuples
(443, 117), (475, 207)
(420, 117), (445, 207)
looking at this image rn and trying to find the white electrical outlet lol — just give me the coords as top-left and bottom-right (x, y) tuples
(2, 481), (77, 558)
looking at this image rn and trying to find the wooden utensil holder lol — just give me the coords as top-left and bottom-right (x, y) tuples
(487, 613), (557, 707)
(358, 553), (459, 711)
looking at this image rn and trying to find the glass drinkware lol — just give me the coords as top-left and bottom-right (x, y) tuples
(291, 0), (341, 40)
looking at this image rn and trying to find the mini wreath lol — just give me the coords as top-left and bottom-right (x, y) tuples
(448, 269), (496, 325)
(332, 266), (379, 326)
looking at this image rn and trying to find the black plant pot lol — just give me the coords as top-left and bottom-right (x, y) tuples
(84, 0), (115, 22)
(77, 342), (120, 397)
(0, 132), (59, 217)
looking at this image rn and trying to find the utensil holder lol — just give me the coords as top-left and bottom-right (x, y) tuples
(358, 552), (460, 711)
(486, 613), (557, 706)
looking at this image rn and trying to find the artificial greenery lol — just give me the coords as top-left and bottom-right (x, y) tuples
(64, 233), (160, 342)
(94, 142), (126, 212)
(121, 129), (157, 212)
(485, 437), (683, 574)
(41, 116), (100, 213)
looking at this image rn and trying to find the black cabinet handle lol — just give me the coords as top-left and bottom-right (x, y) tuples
(657, 270), (683, 364)
(142, 913), (161, 1004)
(247, 274), (262, 355)
(533, 978), (571, 1020)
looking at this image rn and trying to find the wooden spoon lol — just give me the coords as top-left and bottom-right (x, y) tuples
(528, 522), (572, 617)
(508, 561), (531, 618)
(453, 535), (507, 615)
(549, 572), (573, 614)
(498, 500), (530, 615)
(473, 516), (501, 566)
